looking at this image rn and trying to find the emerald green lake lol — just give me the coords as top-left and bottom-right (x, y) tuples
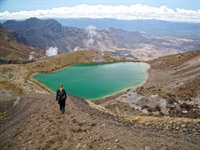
(33, 62), (149, 100)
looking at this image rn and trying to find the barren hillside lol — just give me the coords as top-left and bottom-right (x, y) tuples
(0, 29), (44, 63)
(0, 50), (200, 150)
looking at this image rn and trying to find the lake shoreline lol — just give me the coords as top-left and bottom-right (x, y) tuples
(92, 63), (150, 103)
(30, 73), (55, 94)
(31, 62), (150, 101)
(29, 61), (140, 75)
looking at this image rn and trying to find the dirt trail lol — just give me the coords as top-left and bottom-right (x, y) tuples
(0, 92), (199, 150)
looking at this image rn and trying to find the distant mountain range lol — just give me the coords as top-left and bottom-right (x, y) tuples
(1, 18), (199, 38)
(1, 18), (200, 60)
(56, 18), (200, 38)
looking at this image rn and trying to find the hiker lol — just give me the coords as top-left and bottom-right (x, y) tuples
(56, 84), (67, 114)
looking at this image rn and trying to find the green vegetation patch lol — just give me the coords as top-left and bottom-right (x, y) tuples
(0, 75), (6, 81)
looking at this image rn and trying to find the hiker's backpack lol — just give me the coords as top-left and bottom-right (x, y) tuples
(57, 90), (66, 101)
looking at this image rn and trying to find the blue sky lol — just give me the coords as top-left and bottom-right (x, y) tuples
(0, 0), (199, 12)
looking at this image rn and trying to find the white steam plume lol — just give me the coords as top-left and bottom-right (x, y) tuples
(84, 25), (106, 53)
(29, 51), (35, 60)
(85, 25), (98, 47)
(73, 46), (81, 51)
(46, 47), (58, 56)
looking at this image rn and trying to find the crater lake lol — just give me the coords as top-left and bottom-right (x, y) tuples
(33, 62), (150, 100)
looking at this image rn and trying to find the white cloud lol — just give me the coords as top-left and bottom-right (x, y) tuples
(46, 47), (58, 56)
(0, 4), (199, 22)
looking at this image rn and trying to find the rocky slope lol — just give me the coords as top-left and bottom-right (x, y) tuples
(1, 92), (200, 150)
(0, 50), (200, 149)
(0, 29), (44, 63)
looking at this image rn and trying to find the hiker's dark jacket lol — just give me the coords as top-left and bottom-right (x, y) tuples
(56, 89), (67, 103)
